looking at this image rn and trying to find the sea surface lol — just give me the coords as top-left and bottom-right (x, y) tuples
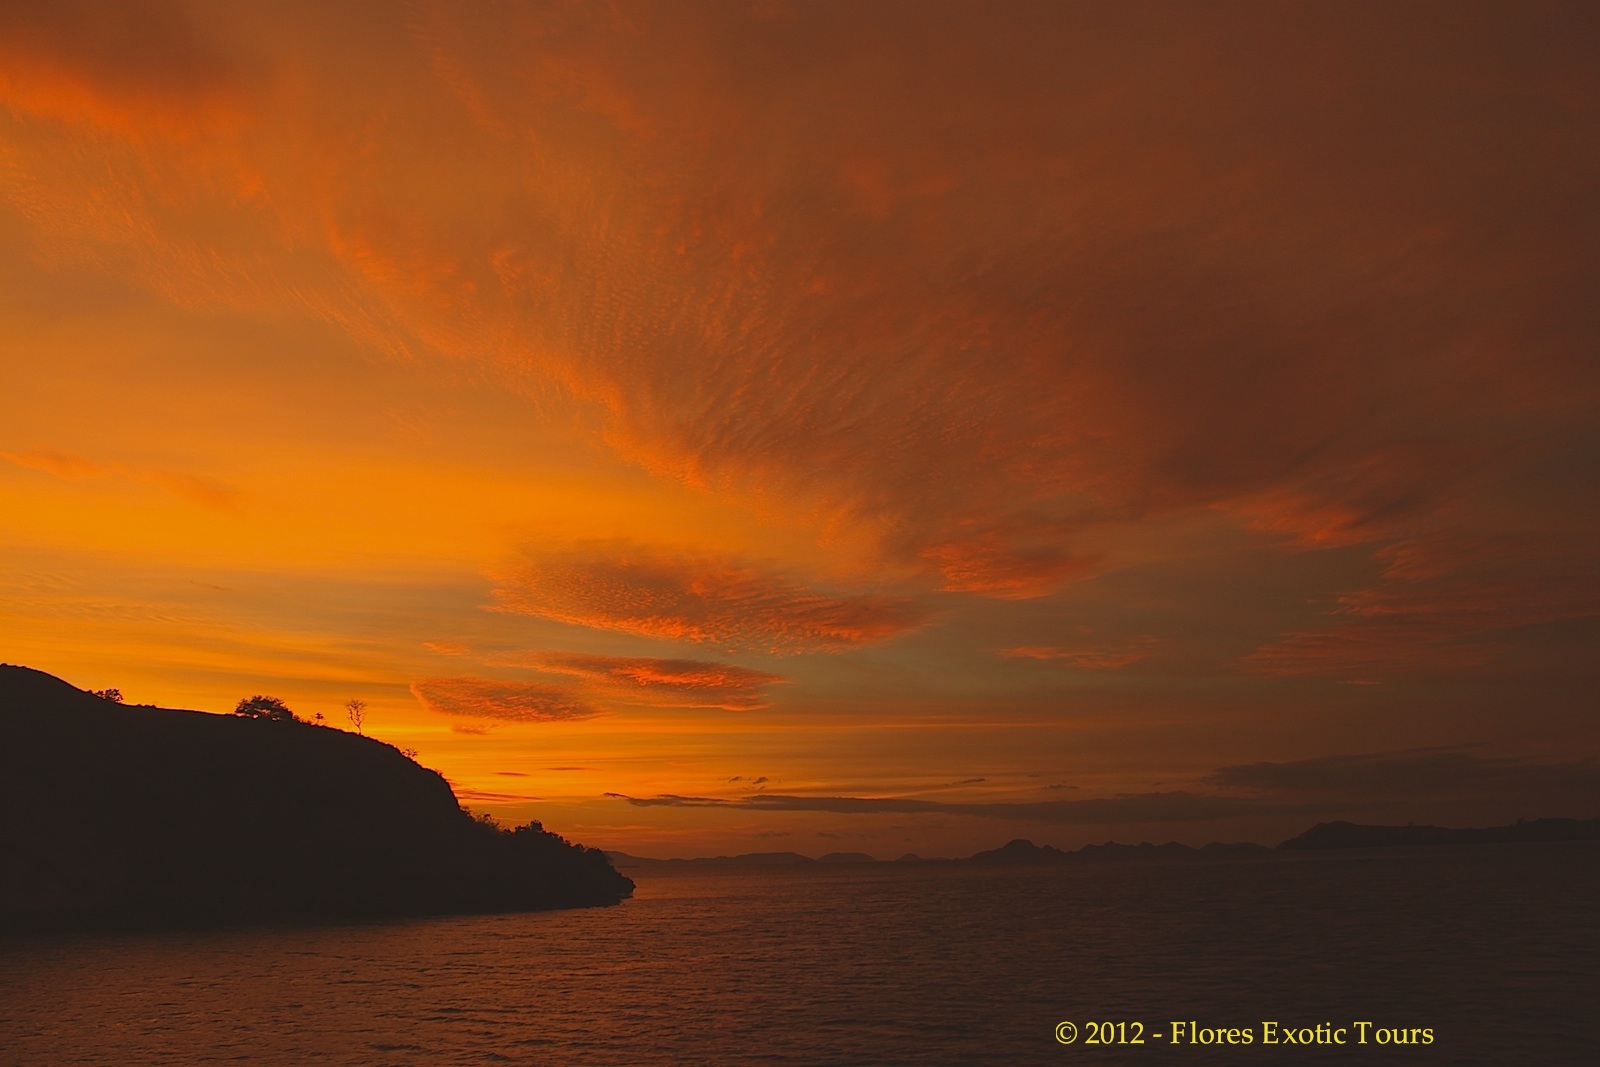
(2, 842), (1596, 1066)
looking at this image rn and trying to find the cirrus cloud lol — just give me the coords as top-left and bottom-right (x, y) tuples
(518, 651), (786, 711)
(1001, 637), (1158, 670)
(606, 748), (1600, 827)
(491, 543), (926, 654)
(410, 676), (598, 723)
(4, 1), (1597, 635)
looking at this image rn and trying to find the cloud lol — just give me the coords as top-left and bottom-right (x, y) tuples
(1241, 534), (1600, 679)
(608, 747), (1600, 826)
(1, 1), (1596, 691)
(1002, 638), (1158, 670)
(400, 0), (1598, 626)
(411, 677), (598, 723)
(454, 788), (536, 804)
(1241, 622), (1496, 680)
(604, 790), (1285, 825)
(1207, 747), (1600, 800)
(415, 643), (789, 712)
(0, 0), (245, 137)
(512, 650), (787, 710)
(919, 527), (1100, 599)
(0, 449), (238, 510)
(492, 544), (925, 654)
(0, 450), (106, 480)
(143, 470), (238, 510)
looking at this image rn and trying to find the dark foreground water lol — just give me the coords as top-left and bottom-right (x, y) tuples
(2, 842), (1596, 1066)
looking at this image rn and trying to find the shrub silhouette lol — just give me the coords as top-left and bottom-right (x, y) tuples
(234, 694), (300, 723)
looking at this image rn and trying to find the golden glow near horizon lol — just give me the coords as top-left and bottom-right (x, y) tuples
(3, 2), (1598, 857)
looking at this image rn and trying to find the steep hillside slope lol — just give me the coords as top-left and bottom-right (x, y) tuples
(0, 665), (631, 930)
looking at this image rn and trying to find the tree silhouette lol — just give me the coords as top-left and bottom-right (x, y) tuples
(234, 695), (299, 723)
(90, 688), (123, 703)
(345, 698), (366, 735)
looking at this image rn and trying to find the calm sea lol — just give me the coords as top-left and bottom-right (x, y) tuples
(2, 842), (1595, 1066)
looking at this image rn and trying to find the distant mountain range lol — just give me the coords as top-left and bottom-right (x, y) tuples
(0, 665), (632, 932)
(605, 818), (1600, 869)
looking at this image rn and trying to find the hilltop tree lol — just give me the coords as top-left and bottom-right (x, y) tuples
(234, 695), (299, 723)
(89, 688), (123, 703)
(345, 698), (366, 735)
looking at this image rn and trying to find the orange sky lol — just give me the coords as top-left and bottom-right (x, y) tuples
(2, 0), (1597, 857)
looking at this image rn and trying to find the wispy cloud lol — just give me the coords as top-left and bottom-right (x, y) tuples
(411, 677), (598, 724)
(608, 748), (1600, 825)
(0, 450), (106, 479)
(1001, 638), (1158, 670)
(1241, 536), (1600, 680)
(4, 1), (1596, 642)
(604, 790), (1284, 825)
(492, 543), (925, 654)
(0, 0), (245, 138)
(0, 449), (238, 510)
(454, 787), (537, 804)
(416, 642), (788, 711)
(514, 651), (786, 711)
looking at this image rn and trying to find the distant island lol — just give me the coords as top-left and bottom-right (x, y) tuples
(0, 665), (632, 932)
(605, 817), (1600, 869)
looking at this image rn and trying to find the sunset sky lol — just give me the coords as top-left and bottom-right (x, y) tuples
(2, 0), (1597, 858)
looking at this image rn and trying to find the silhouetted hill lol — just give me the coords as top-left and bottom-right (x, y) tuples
(1279, 818), (1600, 850)
(0, 665), (631, 931)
